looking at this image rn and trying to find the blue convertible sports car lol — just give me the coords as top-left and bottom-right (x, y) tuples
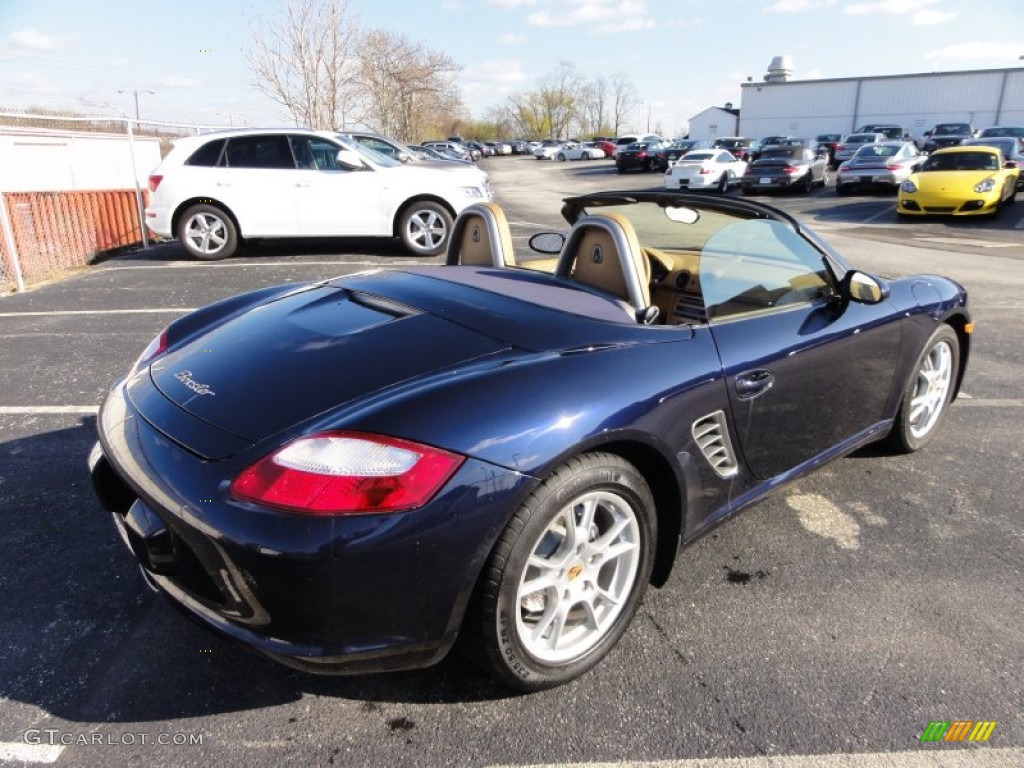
(90, 192), (971, 690)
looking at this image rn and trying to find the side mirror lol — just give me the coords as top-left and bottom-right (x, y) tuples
(1005, 160), (1018, 169)
(397, 151), (412, 164)
(843, 270), (889, 305)
(529, 232), (566, 255)
(335, 149), (365, 170)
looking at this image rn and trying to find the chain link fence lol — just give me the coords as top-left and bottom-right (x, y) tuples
(0, 110), (231, 293)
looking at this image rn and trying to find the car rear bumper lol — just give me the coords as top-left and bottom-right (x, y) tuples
(837, 170), (903, 187)
(90, 379), (532, 674)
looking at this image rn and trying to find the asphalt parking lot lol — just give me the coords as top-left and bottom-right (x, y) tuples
(0, 156), (1021, 768)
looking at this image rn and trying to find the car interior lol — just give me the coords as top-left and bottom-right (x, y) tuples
(445, 201), (834, 327)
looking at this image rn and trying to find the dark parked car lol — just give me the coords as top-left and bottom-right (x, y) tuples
(615, 141), (666, 172)
(91, 193), (970, 691)
(741, 146), (830, 193)
(923, 123), (976, 153)
(977, 126), (1024, 151)
(650, 139), (714, 171)
(714, 137), (761, 162)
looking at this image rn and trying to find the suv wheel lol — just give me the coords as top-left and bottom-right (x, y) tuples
(178, 204), (238, 260)
(399, 201), (453, 256)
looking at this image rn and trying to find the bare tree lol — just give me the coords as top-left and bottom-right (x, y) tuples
(577, 76), (610, 137)
(609, 72), (638, 136)
(355, 30), (462, 142)
(244, 0), (361, 129)
(536, 62), (582, 139)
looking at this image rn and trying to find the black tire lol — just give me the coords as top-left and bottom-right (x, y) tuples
(741, 186), (754, 195)
(398, 201), (454, 256)
(836, 184), (850, 196)
(716, 173), (730, 193)
(460, 452), (656, 691)
(617, 167), (626, 174)
(557, 153), (566, 162)
(886, 324), (959, 453)
(798, 173), (813, 193)
(177, 203), (238, 260)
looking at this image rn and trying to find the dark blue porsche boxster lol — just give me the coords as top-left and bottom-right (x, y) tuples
(90, 192), (971, 690)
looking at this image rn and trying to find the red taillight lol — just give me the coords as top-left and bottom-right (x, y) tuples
(884, 164), (901, 171)
(230, 431), (465, 515)
(781, 165), (799, 173)
(637, 151), (647, 158)
(148, 174), (163, 193)
(699, 168), (713, 174)
(836, 145), (846, 152)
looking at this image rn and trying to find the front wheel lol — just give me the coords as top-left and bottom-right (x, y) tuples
(716, 172), (730, 193)
(557, 153), (566, 162)
(461, 453), (656, 691)
(398, 201), (453, 256)
(177, 203), (238, 260)
(886, 324), (959, 453)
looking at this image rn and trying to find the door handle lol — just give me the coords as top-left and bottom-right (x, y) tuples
(735, 369), (774, 400)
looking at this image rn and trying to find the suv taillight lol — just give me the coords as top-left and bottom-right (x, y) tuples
(148, 175), (163, 193)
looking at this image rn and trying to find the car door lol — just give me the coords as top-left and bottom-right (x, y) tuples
(215, 134), (299, 236)
(700, 218), (902, 481)
(288, 135), (386, 237)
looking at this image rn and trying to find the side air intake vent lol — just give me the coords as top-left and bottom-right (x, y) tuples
(691, 411), (739, 478)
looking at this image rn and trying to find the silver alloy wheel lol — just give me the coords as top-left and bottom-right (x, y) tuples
(184, 211), (228, 256)
(405, 207), (448, 252)
(907, 339), (954, 439)
(515, 490), (641, 664)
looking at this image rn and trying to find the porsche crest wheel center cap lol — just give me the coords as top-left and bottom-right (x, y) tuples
(567, 563), (584, 582)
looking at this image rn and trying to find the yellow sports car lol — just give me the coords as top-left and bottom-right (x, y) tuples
(897, 145), (1019, 217)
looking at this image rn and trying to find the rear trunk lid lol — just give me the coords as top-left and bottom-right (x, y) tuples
(146, 284), (509, 447)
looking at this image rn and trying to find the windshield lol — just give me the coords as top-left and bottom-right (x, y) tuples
(580, 201), (751, 251)
(333, 135), (401, 167)
(854, 145), (899, 158)
(933, 124), (970, 135)
(920, 151), (999, 172)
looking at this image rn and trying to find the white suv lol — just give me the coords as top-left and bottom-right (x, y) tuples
(146, 129), (493, 259)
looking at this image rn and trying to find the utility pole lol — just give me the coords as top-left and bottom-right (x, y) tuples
(118, 88), (155, 121)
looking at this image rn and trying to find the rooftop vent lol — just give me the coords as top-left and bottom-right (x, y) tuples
(764, 55), (794, 83)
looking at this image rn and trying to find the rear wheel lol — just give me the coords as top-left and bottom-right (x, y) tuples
(177, 203), (238, 260)
(398, 201), (453, 256)
(886, 325), (959, 453)
(557, 153), (566, 161)
(717, 172), (730, 193)
(461, 453), (656, 691)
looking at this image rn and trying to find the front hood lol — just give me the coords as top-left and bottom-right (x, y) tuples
(912, 171), (993, 194)
(148, 284), (508, 444)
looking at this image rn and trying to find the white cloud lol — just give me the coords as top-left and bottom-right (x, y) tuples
(154, 75), (201, 88)
(487, 0), (539, 7)
(845, 0), (937, 15)
(441, 0), (459, 9)
(7, 28), (68, 51)
(461, 60), (528, 87)
(7, 72), (59, 96)
(763, 0), (836, 14)
(0, 28), (72, 60)
(498, 33), (527, 44)
(925, 41), (1024, 63)
(526, 0), (651, 29)
(912, 9), (956, 25)
(591, 16), (656, 34)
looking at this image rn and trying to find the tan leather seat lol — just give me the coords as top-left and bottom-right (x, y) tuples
(556, 212), (657, 323)
(446, 202), (516, 267)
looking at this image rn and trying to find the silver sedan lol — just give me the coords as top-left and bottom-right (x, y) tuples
(836, 141), (922, 194)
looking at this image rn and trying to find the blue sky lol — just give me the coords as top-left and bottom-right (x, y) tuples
(0, 0), (1021, 136)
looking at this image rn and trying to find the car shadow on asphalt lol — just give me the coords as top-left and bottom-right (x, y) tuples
(92, 237), (419, 265)
(0, 421), (513, 727)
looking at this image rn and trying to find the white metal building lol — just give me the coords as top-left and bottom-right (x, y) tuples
(738, 66), (1024, 144)
(687, 106), (740, 141)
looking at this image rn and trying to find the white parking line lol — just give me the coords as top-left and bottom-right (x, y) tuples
(0, 406), (99, 414)
(913, 236), (1018, 248)
(488, 747), (1024, 768)
(0, 309), (195, 318)
(0, 743), (64, 764)
(98, 260), (422, 271)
